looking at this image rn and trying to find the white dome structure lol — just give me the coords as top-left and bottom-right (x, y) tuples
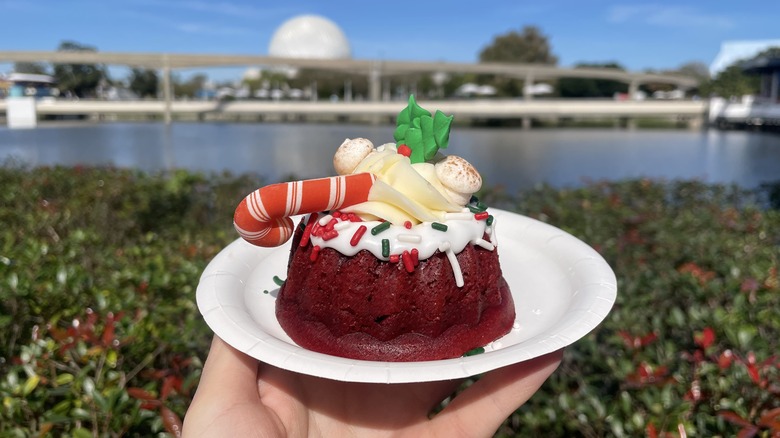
(269, 15), (351, 59)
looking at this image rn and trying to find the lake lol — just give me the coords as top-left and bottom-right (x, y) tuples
(1, 122), (779, 193)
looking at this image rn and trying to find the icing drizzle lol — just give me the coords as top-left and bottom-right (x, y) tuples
(304, 208), (497, 287)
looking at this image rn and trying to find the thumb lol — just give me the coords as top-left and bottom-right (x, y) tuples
(191, 336), (260, 403)
(432, 349), (563, 436)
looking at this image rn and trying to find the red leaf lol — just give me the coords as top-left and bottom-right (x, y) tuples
(746, 363), (761, 385)
(757, 407), (780, 428)
(47, 325), (69, 342)
(620, 331), (659, 349)
(85, 308), (98, 326)
(694, 327), (715, 349)
(685, 379), (701, 402)
(161, 406), (183, 438)
(718, 350), (734, 369)
(719, 411), (754, 427)
(736, 426), (759, 438)
(127, 387), (157, 401)
(172, 376), (184, 394)
(161, 376), (176, 401)
(140, 400), (162, 410)
(646, 422), (658, 438)
(101, 319), (116, 347)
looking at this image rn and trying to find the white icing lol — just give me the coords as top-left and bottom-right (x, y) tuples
(444, 247), (463, 287)
(306, 210), (497, 287)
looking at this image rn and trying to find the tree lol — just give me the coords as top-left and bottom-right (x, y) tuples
(129, 68), (159, 98)
(476, 26), (557, 98)
(675, 61), (711, 82)
(754, 46), (780, 59)
(13, 62), (49, 75)
(479, 26), (558, 65)
(558, 62), (627, 98)
(697, 47), (780, 98)
(52, 41), (107, 98)
(173, 73), (208, 98)
(700, 64), (760, 98)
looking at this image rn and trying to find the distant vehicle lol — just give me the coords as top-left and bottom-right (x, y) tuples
(652, 89), (685, 100)
(1, 73), (59, 98)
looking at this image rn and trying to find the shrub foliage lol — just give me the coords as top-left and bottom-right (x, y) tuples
(1, 167), (778, 437)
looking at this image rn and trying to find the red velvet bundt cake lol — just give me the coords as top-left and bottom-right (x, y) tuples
(275, 215), (514, 361)
(234, 95), (515, 362)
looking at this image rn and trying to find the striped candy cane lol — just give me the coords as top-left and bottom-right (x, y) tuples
(234, 172), (377, 247)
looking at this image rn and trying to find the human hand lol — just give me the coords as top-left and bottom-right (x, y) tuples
(182, 336), (562, 438)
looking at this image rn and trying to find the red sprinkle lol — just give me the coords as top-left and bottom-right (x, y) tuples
(325, 218), (338, 231)
(350, 225), (367, 246)
(402, 250), (415, 273)
(397, 144), (412, 157)
(322, 230), (339, 241)
(300, 222), (314, 247)
(310, 223), (323, 237)
(474, 211), (490, 220)
(332, 211), (342, 219)
(310, 245), (321, 262)
(411, 248), (419, 266)
(349, 213), (362, 222)
(404, 221), (412, 229)
(389, 254), (400, 263)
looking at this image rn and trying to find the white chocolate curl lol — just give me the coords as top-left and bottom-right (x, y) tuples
(334, 138), (374, 175)
(435, 155), (482, 205)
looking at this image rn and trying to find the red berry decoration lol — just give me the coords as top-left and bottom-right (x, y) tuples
(397, 144), (412, 157)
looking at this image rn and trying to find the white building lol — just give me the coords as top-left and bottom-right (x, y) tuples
(709, 40), (780, 76)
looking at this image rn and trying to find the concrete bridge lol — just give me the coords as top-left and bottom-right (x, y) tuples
(0, 98), (708, 128)
(0, 50), (699, 91)
(1, 50), (703, 127)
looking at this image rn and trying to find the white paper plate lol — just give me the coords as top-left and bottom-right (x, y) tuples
(196, 209), (617, 383)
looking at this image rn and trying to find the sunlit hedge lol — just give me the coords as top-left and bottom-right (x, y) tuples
(1, 167), (778, 437)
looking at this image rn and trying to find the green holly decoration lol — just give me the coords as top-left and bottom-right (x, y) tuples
(393, 95), (454, 164)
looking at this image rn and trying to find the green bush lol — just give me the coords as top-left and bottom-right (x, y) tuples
(1, 167), (778, 437)
(483, 179), (780, 437)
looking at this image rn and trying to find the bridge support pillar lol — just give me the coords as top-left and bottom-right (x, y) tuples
(344, 79), (352, 102)
(368, 62), (381, 102)
(162, 55), (172, 125)
(628, 79), (640, 99)
(522, 72), (535, 129)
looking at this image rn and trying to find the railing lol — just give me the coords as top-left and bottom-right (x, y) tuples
(0, 98), (708, 120)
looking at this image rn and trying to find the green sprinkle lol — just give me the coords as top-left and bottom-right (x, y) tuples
(470, 195), (479, 204)
(468, 205), (486, 214)
(477, 201), (487, 210)
(382, 239), (390, 257)
(486, 215), (494, 226)
(431, 222), (448, 232)
(464, 347), (485, 357)
(371, 221), (391, 235)
(273, 275), (285, 286)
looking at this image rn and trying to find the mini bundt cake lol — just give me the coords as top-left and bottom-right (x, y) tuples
(234, 95), (515, 362)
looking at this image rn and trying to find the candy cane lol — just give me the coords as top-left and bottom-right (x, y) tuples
(234, 172), (377, 247)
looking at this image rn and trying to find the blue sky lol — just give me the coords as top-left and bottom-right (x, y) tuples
(1, 0), (779, 81)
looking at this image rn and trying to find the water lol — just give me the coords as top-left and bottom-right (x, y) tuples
(1, 122), (779, 193)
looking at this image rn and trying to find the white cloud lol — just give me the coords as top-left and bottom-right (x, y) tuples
(172, 22), (256, 37)
(607, 4), (735, 30)
(120, 9), (259, 37)
(130, 0), (292, 20)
